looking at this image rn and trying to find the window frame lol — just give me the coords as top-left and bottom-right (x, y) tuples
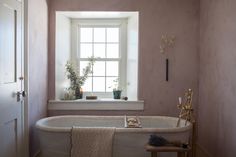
(71, 18), (128, 98)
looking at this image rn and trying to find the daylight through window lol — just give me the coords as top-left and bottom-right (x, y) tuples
(74, 19), (127, 95)
(79, 27), (121, 92)
(56, 12), (139, 100)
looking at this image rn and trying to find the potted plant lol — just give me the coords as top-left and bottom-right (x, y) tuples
(112, 78), (122, 99)
(65, 57), (95, 99)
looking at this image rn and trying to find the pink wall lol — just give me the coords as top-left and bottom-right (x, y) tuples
(28, 0), (48, 156)
(27, 0), (236, 156)
(48, 0), (199, 116)
(198, 0), (236, 156)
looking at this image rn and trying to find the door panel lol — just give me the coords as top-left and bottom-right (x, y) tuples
(0, 119), (17, 157)
(0, 104), (21, 157)
(0, 0), (24, 157)
(0, 3), (17, 83)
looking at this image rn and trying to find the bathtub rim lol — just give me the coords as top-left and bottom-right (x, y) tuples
(35, 115), (192, 133)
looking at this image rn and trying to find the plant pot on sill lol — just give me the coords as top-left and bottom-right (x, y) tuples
(113, 90), (122, 99)
(75, 87), (83, 99)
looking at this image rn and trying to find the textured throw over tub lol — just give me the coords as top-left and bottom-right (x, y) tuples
(71, 127), (116, 157)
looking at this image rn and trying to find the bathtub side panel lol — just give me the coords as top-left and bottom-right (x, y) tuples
(37, 130), (190, 157)
(37, 130), (71, 157)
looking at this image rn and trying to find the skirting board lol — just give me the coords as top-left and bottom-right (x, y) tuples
(196, 143), (212, 157)
(33, 150), (41, 157)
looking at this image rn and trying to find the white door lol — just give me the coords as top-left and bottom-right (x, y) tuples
(0, 0), (24, 157)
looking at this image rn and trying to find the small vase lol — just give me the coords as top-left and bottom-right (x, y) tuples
(75, 87), (83, 99)
(63, 89), (76, 100)
(113, 90), (122, 99)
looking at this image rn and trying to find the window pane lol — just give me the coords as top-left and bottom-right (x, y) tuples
(93, 61), (105, 76)
(80, 44), (92, 58)
(107, 44), (119, 58)
(80, 28), (92, 42)
(94, 28), (105, 42)
(107, 28), (119, 42)
(106, 77), (118, 92)
(94, 44), (105, 58)
(93, 77), (105, 92)
(82, 77), (92, 92)
(80, 61), (92, 76)
(106, 61), (119, 76)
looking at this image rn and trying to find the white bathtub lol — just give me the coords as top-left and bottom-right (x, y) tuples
(36, 115), (192, 157)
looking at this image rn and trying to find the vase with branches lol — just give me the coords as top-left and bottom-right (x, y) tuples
(65, 57), (95, 99)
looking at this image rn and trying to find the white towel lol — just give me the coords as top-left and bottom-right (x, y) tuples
(71, 127), (115, 157)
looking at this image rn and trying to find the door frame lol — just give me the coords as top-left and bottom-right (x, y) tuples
(23, 0), (29, 157)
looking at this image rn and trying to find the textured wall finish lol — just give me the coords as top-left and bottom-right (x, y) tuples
(47, 0), (200, 116)
(198, 0), (236, 157)
(28, 0), (48, 156)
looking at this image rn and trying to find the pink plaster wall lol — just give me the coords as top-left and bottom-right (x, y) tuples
(47, 0), (199, 116)
(28, 0), (48, 156)
(198, 0), (236, 156)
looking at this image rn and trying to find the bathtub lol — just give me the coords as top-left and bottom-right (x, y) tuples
(36, 115), (192, 157)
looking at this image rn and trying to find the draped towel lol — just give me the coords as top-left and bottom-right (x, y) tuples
(71, 127), (115, 157)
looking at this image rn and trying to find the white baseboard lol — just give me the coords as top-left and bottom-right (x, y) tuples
(196, 143), (212, 157)
(33, 150), (41, 157)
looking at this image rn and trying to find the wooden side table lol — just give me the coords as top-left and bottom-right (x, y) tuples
(145, 144), (191, 157)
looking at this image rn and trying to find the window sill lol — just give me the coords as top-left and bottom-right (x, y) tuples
(48, 99), (144, 111)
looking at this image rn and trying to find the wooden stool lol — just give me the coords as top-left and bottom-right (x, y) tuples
(145, 144), (191, 157)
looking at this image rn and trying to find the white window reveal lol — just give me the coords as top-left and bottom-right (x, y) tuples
(71, 19), (127, 98)
(55, 12), (139, 102)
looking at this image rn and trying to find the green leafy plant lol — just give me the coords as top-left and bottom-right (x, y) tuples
(65, 57), (95, 91)
(110, 78), (122, 91)
(110, 78), (123, 99)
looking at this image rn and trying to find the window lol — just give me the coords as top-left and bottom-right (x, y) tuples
(55, 12), (139, 100)
(72, 19), (127, 97)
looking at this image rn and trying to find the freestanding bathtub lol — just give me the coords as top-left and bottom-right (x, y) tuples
(36, 115), (192, 157)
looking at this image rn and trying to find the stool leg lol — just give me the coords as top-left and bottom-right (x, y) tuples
(151, 152), (157, 157)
